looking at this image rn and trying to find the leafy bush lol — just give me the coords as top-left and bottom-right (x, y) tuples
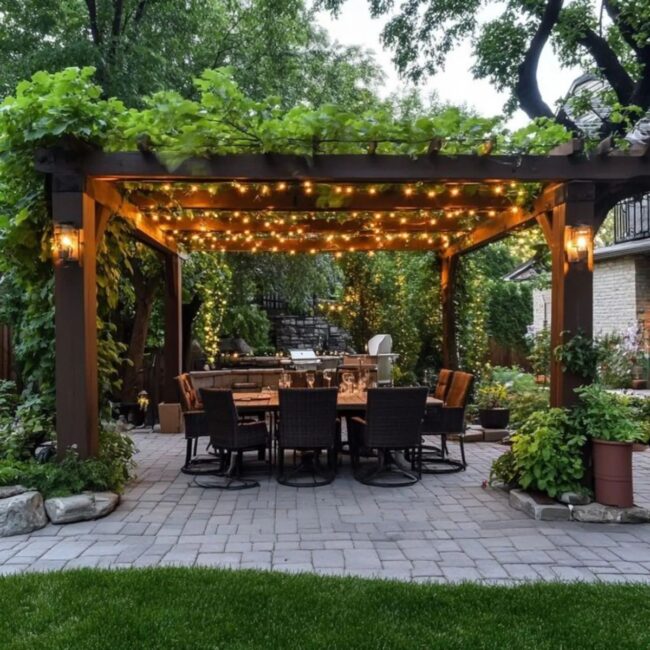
(476, 382), (508, 409)
(489, 450), (519, 487)
(573, 384), (644, 443)
(0, 391), (54, 460)
(0, 424), (136, 498)
(511, 409), (586, 498)
(508, 387), (550, 431)
(526, 327), (551, 378)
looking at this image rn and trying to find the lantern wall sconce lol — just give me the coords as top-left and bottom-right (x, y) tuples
(565, 225), (592, 265)
(53, 223), (82, 266)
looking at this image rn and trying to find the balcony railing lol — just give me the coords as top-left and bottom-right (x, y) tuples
(613, 194), (650, 243)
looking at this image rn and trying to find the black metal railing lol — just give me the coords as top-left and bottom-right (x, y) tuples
(613, 194), (650, 243)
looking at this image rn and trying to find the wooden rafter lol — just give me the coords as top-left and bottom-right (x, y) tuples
(124, 187), (517, 213)
(86, 179), (176, 253)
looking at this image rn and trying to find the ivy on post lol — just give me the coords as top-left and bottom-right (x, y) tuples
(163, 253), (182, 404)
(51, 174), (98, 459)
(440, 254), (459, 370)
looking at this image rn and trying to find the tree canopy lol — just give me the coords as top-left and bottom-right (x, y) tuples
(319, 0), (650, 139)
(0, 0), (382, 109)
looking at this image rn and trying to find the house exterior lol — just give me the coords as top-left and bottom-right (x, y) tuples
(531, 196), (650, 339)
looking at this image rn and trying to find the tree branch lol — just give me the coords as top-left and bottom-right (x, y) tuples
(603, 0), (641, 55)
(578, 28), (634, 105)
(84, 0), (102, 46)
(107, 0), (125, 67)
(515, 0), (579, 132)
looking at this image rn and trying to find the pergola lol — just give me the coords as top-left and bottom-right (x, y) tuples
(35, 145), (650, 458)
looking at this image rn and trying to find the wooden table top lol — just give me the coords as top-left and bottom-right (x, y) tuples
(232, 391), (442, 412)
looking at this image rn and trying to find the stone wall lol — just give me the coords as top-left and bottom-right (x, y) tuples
(531, 254), (647, 336)
(593, 257), (638, 336)
(636, 256), (650, 337)
(272, 316), (351, 352)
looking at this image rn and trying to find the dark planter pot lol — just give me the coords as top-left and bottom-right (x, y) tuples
(593, 438), (634, 508)
(479, 408), (510, 430)
(632, 379), (648, 390)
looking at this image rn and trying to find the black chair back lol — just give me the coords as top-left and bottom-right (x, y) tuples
(364, 387), (428, 448)
(278, 388), (338, 449)
(200, 388), (239, 449)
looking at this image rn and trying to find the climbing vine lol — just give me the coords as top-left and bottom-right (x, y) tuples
(0, 65), (577, 419)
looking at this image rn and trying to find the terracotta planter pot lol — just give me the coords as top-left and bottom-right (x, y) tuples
(479, 408), (510, 430)
(593, 438), (634, 508)
(632, 379), (648, 390)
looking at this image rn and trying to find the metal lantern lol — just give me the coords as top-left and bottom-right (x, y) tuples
(53, 223), (82, 266)
(565, 225), (592, 264)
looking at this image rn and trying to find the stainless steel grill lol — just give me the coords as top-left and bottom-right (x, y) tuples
(288, 349), (321, 371)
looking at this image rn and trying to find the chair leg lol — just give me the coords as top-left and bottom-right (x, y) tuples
(355, 449), (419, 487)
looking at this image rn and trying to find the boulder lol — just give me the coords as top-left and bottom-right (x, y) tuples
(570, 502), (650, 523)
(44, 492), (120, 524)
(508, 489), (570, 521)
(0, 491), (47, 537)
(559, 491), (591, 506)
(0, 485), (27, 499)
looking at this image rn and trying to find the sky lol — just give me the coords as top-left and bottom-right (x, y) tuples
(315, 0), (582, 129)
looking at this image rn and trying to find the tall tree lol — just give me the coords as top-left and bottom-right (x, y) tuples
(0, 0), (382, 109)
(320, 0), (650, 138)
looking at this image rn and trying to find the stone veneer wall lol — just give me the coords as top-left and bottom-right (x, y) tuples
(593, 257), (638, 336)
(272, 316), (351, 352)
(636, 256), (650, 337)
(531, 254), (649, 336)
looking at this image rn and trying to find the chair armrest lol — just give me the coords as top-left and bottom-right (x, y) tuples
(183, 410), (207, 438)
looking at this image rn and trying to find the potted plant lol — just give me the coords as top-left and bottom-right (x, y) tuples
(574, 384), (646, 508)
(476, 382), (510, 430)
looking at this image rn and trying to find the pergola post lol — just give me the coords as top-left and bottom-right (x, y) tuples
(52, 175), (98, 458)
(162, 252), (182, 403)
(440, 254), (459, 370)
(548, 182), (597, 408)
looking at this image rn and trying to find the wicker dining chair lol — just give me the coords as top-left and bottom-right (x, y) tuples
(433, 369), (454, 401)
(277, 388), (339, 487)
(194, 388), (269, 490)
(176, 374), (219, 475)
(349, 387), (428, 487)
(421, 371), (474, 474)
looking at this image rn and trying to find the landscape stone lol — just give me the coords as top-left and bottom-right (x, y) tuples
(0, 491), (47, 537)
(0, 485), (27, 499)
(508, 489), (570, 521)
(482, 428), (509, 443)
(559, 491), (591, 506)
(45, 492), (120, 525)
(570, 502), (650, 523)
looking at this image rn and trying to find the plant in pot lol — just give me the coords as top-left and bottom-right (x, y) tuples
(573, 384), (646, 508)
(476, 382), (510, 430)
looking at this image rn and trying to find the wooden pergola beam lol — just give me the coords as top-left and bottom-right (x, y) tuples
(185, 236), (446, 254)
(36, 149), (650, 183)
(156, 216), (470, 235)
(126, 188), (517, 213)
(86, 179), (177, 253)
(441, 209), (536, 257)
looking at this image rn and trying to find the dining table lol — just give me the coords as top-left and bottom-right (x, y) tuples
(232, 390), (442, 412)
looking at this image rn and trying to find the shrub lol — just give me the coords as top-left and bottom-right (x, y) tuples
(489, 450), (519, 487)
(573, 384), (644, 443)
(0, 391), (54, 460)
(507, 386), (550, 431)
(0, 423), (136, 498)
(511, 409), (586, 498)
(476, 382), (508, 409)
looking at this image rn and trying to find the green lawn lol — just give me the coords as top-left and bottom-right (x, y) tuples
(1, 568), (649, 649)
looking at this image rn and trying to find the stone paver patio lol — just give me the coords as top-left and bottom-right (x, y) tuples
(2, 432), (650, 583)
